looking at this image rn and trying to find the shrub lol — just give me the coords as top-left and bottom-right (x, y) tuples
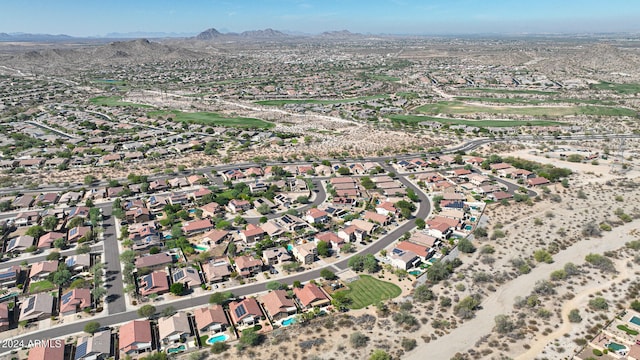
(401, 337), (417, 351)
(588, 297), (608, 311)
(534, 249), (553, 264)
(593, 349), (603, 356)
(568, 309), (582, 323)
(457, 238), (476, 253)
(350, 331), (369, 348)
(585, 254), (615, 273)
(413, 285), (434, 302)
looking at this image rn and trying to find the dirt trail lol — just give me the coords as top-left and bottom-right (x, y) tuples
(405, 220), (640, 360)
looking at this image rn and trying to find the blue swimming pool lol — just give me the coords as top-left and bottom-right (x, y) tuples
(630, 316), (640, 327)
(282, 317), (297, 326)
(464, 225), (473, 231)
(606, 342), (628, 354)
(470, 217), (477, 222)
(206, 333), (229, 345)
(167, 344), (186, 354)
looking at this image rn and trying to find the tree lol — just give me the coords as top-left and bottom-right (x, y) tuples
(341, 243), (354, 253)
(69, 278), (89, 289)
(331, 291), (351, 311)
(138, 304), (156, 319)
(239, 328), (263, 347)
(25, 225), (45, 240)
(588, 297), (608, 310)
(209, 291), (232, 305)
(631, 300), (640, 312)
(265, 281), (287, 291)
(413, 285), (434, 302)
(337, 167), (350, 175)
(534, 249), (553, 263)
(52, 263), (71, 286)
(227, 242), (237, 257)
(120, 250), (136, 264)
(42, 216), (58, 231)
(457, 238), (476, 253)
(67, 217), (85, 229)
(426, 260), (450, 282)
(454, 295), (481, 319)
(210, 341), (229, 354)
(91, 286), (107, 303)
(350, 331), (369, 348)
(84, 175), (96, 185)
(317, 241), (330, 257)
(568, 309), (582, 323)
(369, 350), (392, 360)
(76, 243), (91, 254)
(46, 251), (60, 261)
(494, 314), (515, 334)
(415, 218), (425, 230)
(320, 269), (337, 280)
(162, 306), (177, 317)
(170, 282), (185, 296)
(256, 203), (270, 215)
(84, 321), (101, 334)
(296, 195), (310, 204)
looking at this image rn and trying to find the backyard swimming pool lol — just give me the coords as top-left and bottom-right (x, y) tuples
(464, 225), (473, 231)
(206, 333), (229, 345)
(630, 315), (640, 327)
(409, 270), (421, 276)
(606, 342), (628, 355)
(282, 317), (297, 326)
(167, 344), (186, 354)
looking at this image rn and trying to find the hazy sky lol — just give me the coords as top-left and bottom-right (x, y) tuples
(2, 0), (640, 36)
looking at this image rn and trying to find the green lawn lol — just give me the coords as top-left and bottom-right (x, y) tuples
(416, 101), (636, 117)
(255, 95), (389, 106)
(147, 110), (274, 129)
(337, 275), (401, 309)
(590, 82), (640, 94)
(389, 114), (562, 127)
(455, 96), (618, 106)
(29, 280), (56, 293)
(363, 73), (401, 82)
(89, 96), (151, 108)
(466, 88), (559, 95)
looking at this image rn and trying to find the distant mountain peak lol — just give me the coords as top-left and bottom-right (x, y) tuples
(195, 28), (223, 40)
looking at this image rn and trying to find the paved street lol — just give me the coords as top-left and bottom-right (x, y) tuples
(97, 203), (126, 314)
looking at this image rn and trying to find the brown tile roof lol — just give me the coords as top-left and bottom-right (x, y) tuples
(229, 298), (263, 324)
(27, 342), (65, 360)
(193, 305), (228, 331)
(119, 320), (152, 353)
(259, 290), (295, 318)
(293, 283), (329, 308)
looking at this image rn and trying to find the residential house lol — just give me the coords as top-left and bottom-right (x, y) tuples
(277, 214), (308, 232)
(35, 192), (59, 206)
(0, 265), (20, 288)
(338, 225), (366, 243)
(293, 283), (330, 309)
(193, 305), (229, 333)
(229, 298), (264, 326)
(260, 221), (285, 238)
(273, 193), (291, 207)
(37, 231), (65, 249)
(240, 224), (265, 243)
(191, 187), (212, 202)
(259, 290), (297, 321)
(67, 206), (90, 220)
(292, 242), (317, 265)
(171, 267), (202, 289)
(19, 293), (54, 322)
(12, 196), (34, 210)
(314, 232), (345, 252)
(65, 254), (92, 272)
(439, 209), (466, 222)
(234, 256), (263, 277)
(67, 226), (92, 243)
(119, 320), (152, 355)
(351, 219), (377, 235)
(138, 271), (170, 297)
(169, 192), (189, 206)
(488, 191), (514, 202)
(14, 211), (40, 227)
(304, 208), (329, 224)
(203, 260), (232, 283)
(363, 211), (389, 225)
(202, 229), (228, 245)
(375, 202), (398, 216)
(262, 247), (292, 266)
(58, 191), (83, 206)
(182, 219), (214, 236)
(29, 260), (58, 281)
(125, 208), (151, 224)
(74, 329), (111, 360)
(200, 202), (222, 218)
(187, 174), (205, 186)
(396, 241), (431, 260)
(27, 342), (65, 360)
(158, 312), (191, 345)
(60, 288), (92, 315)
(168, 177), (188, 188)
(527, 177), (550, 187)
(389, 248), (421, 270)
(468, 174), (490, 186)
(148, 180), (168, 193)
(6, 235), (34, 253)
(228, 199), (251, 213)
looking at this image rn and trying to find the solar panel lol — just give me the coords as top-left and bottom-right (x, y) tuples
(186, 268), (195, 274)
(143, 274), (154, 290)
(392, 248), (404, 256)
(66, 258), (77, 267)
(7, 238), (17, 251)
(74, 341), (88, 359)
(69, 228), (78, 236)
(234, 304), (247, 318)
(23, 297), (35, 312)
(61, 291), (73, 304)
(172, 270), (184, 282)
(0, 271), (15, 280)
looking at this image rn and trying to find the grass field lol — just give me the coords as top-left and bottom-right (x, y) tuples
(89, 96), (152, 108)
(363, 73), (401, 82)
(389, 114), (562, 127)
(417, 101), (636, 117)
(455, 96), (618, 106)
(29, 280), (56, 293)
(337, 275), (401, 309)
(147, 110), (274, 129)
(255, 95), (389, 106)
(466, 88), (559, 95)
(590, 82), (640, 94)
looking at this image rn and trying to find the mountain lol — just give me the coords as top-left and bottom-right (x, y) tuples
(0, 32), (74, 42)
(239, 28), (288, 38)
(319, 30), (361, 38)
(195, 28), (224, 40)
(104, 31), (196, 39)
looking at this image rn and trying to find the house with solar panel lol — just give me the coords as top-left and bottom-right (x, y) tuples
(65, 254), (92, 272)
(60, 288), (91, 315)
(74, 329), (111, 360)
(119, 319), (152, 355)
(19, 293), (54, 322)
(67, 206), (90, 221)
(158, 311), (192, 346)
(388, 248), (421, 270)
(171, 267), (202, 290)
(193, 305), (229, 334)
(138, 271), (170, 297)
(37, 231), (66, 249)
(228, 298), (264, 327)
(0, 265), (20, 288)
(6, 235), (34, 253)
(67, 226), (92, 244)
